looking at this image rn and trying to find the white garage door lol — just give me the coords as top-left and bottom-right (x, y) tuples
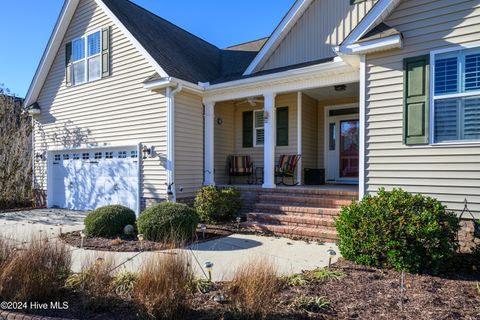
(50, 147), (139, 212)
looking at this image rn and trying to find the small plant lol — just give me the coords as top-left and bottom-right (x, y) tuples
(192, 277), (214, 294)
(133, 252), (194, 319)
(137, 202), (199, 242)
(280, 274), (307, 287)
(113, 271), (137, 298)
(294, 296), (331, 313)
(312, 268), (345, 282)
(227, 259), (280, 318)
(0, 239), (71, 302)
(194, 186), (242, 224)
(336, 188), (460, 273)
(84, 205), (136, 237)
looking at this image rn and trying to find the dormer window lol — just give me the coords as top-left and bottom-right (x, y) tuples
(65, 27), (110, 87)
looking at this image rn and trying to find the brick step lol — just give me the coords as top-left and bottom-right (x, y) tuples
(247, 212), (336, 228)
(243, 222), (338, 242)
(253, 203), (342, 216)
(233, 185), (358, 199)
(257, 194), (353, 207)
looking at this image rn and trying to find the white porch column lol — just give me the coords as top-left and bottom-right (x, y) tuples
(204, 101), (215, 185)
(359, 55), (366, 200)
(297, 92), (302, 185)
(263, 92), (277, 189)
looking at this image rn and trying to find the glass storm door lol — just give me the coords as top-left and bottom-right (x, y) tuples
(339, 120), (359, 178)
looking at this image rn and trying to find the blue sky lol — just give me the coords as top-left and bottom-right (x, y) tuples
(0, 0), (295, 98)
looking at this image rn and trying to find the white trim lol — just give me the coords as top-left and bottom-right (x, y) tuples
(204, 101), (215, 185)
(70, 28), (103, 86)
(166, 84), (183, 202)
(323, 103), (360, 185)
(144, 77), (204, 94)
(430, 43), (480, 145)
(263, 92), (277, 189)
(243, 0), (313, 75)
(339, 0), (402, 52)
(296, 91), (302, 185)
(359, 55), (366, 200)
(341, 34), (403, 55)
(136, 143), (141, 215)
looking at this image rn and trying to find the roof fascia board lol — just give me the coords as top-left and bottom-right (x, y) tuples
(94, 0), (169, 78)
(25, 0), (80, 107)
(243, 0), (313, 75)
(339, 0), (402, 53)
(342, 34), (402, 55)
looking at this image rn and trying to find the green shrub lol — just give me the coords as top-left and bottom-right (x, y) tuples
(336, 188), (460, 274)
(137, 202), (199, 242)
(84, 205), (136, 237)
(194, 186), (242, 224)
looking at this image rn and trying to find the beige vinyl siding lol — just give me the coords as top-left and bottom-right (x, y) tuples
(301, 93), (318, 182)
(260, 0), (378, 72)
(174, 91), (204, 199)
(366, 0), (480, 217)
(214, 101), (235, 184)
(34, 0), (168, 200)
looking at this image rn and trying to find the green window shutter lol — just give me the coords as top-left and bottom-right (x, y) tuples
(243, 111), (253, 148)
(65, 42), (72, 87)
(276, 107), (289, 146)
(102, 27), (111, 77)
(403, 55), (430, 145)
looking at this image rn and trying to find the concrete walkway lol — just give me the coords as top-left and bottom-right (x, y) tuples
(0, 209), (339, 281)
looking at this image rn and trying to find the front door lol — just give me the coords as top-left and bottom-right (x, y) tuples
(325, 105), (359, 183)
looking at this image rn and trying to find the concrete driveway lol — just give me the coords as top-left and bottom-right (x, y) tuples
(0, 209), (339, 281)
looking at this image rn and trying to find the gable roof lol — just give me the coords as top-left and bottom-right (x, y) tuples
(357, 22), (400, 43)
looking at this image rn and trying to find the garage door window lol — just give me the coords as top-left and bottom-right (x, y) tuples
(94, 152), (102, 159)
(73, 154), (80, 160)
(82, 153), (90, 160)
(54, 154), (61, 161)
(63, 154), (70, 160)
(118, 151), (127, 158)
(105, 152), (113, 159)
(131, 151), (138, 158)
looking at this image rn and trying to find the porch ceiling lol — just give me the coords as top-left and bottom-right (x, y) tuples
(303, 82), (359, 101)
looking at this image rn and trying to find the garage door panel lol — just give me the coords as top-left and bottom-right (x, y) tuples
(51, 148), (138, 213)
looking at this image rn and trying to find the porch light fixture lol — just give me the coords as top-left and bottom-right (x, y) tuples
(27, 103), (41, 116)
(327, 249), (336, 268)
(35, 153), (44, 161)
(204, 261), (214, 281)
(142, 145), (152, 159)
(334, 85), (347, 92)
(216, 117), (223, 125)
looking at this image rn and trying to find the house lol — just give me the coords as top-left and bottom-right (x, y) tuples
(26, 0), (480, 244)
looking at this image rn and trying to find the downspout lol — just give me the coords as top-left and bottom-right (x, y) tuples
(166, 84), (183, 202)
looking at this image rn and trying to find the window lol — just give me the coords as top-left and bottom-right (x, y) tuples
(276, 107), (289, 146)
(82, 153), (90, 160)
(70, 31), (101, 86)
(118, 151), (127, 159)
(433, 47), (480, 143)
(105, 152), (113, 159)
(131, 150), (138, 158)
(73, 154), (80, 160)
(94, 152), (102, 160)
(254, 110), (264, 146)
(63, 154), (70, 160)
(54, 154), (61, 161)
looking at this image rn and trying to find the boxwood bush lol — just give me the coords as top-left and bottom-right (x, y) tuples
(137, 202), (199, 242)
(194, 186), (242, 224)
(84, 205), (136, 237)
(336, 188), (460, 274)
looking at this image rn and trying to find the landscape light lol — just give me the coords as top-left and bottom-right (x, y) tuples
(204, 261), (214, 281)
(137, 234), (145, 250)
(327, 249), (336, 268)
(80, 231), (86, 248)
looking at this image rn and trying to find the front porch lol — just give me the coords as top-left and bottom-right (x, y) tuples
(207, 84), (361, 190)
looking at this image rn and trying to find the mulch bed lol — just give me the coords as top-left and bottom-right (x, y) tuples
(60, 225), (235, 252)
(3, 259), (479, 319)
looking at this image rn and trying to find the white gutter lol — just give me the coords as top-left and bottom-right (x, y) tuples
(166, 84), (183, 202)
(336, 34), (403, 55)
(144, 77), (203, 94)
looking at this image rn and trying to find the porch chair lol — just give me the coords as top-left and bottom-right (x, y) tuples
(275, 154), (301, 186)
(229, 155), (254, 184)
